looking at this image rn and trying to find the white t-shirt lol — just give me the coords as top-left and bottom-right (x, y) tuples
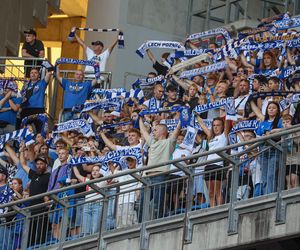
(207, 133), (228, 166)
(170, 147), (192, 176)
(235, 94), (249, 119)
(84, 177), (107, 202)
(85, 47), (110, 74)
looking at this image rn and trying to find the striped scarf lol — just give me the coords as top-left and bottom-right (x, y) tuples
(0, 128), (35, 149)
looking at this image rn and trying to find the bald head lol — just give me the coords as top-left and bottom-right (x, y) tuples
(153, 124), (168, 140)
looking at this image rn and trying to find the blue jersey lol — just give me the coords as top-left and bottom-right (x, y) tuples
(256, 119), (283, 136)
(61, 79), (92, 109)
(0, 96), (22, 125)
(22, 79), (48, 108)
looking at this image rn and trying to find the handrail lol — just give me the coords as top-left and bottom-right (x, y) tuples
(1, 123), (300, 211)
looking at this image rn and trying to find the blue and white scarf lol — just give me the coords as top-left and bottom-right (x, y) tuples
(273, 15), (300, 30)
(98, 121), (133, 131)
(160, 119), (180, 132)
(55, 58), (100, 80)
(187, 27), (232, 42)
(0, 79), (18, 93)
(53, 119), (94, 137)
(181, 126), (198, 152)
(21, 113), (49, 138)
(92, 88), (126, 96)
(104, 89), (145, 104)
(132, 75), (165, 89)
(279, 93), (300, 111)
(175, 49), (213, 58)
(136, 40), (185, 58)
(79, 98), (123, 113)
(0, 128), (35, 149)
(140, 106), (190, 127)
(70, 147), (142, 170)
(228, 120), (259, 144)
(68, 28), (124, 48)
(238, 25), (277, 39)
(179, 61), (227, 79)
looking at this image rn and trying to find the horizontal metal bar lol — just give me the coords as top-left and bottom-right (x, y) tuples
(191, 0), (241, 16)
(1, 124), (300, 211)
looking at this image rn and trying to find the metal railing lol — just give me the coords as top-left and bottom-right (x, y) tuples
(123, 72), (147, 88)
(0, 125), (300, 249)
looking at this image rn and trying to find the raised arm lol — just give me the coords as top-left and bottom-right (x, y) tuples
(73, 27), (88, 50)
(19, 144), (30, 174)
(172, 75), (189, 91)
(139, 117), (151, 142)
(5, 144), (20, 165)
(73, 166), (85, 183)
(55, 64), (63, 84)
(108, 36), (118, 54)
(44, 71), (53, 84)
(99, 132), (117, 150)
(250, 100), (264, 121)
(170, 120), (181, 140)
(196, 115), (212, 139)
(146, 49), (157, 65)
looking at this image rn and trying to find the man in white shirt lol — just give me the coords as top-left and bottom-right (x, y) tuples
(71, 27), (118, 78)
(235, 79), (250, 120)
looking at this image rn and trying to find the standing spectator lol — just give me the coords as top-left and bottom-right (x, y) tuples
(163, 84), (184, 108)
(197, 116), (228, 207)
(0, 80), (22, 133)
(235, 79), (250, 120)
(71, 27), (118, 79)
(19, 146), (50, 246)
(146, 49), (170, 76)
(55, 65), (97, 121)
(20, 68), (52, 128)
(138, 117), (181, 221)
(22, 29), (45, 77)
(143, 83), (164, 109)
(0, 165), (14, 250)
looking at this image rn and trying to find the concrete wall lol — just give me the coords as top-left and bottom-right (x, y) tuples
(85, 0), (196, 89)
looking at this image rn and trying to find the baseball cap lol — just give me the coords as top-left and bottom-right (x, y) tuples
(24, 29), (37, 36)
(35, 155), (48, 164)
(91, 41), (104, 47)
(0, 165), (8, 178)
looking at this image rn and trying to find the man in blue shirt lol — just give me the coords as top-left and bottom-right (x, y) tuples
(55, 64), (97, 121)
(0, 80), (22, 133)
(20, 68), (52, 122)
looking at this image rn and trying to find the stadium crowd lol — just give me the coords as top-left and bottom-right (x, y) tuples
(0, 12), (300, 249)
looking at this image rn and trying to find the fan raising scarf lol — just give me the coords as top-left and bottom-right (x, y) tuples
(193, 97), (237, 121)
(53, 119), (94, 137)
(70, 147), (143, 170)
(179, 61), (227, 79)
(21, 113), (48, 138)
(0, 128), (35, 149)
(228, 120), (260, 144)
(55, 58), (100, 80)
(68, 28), (124, 48)
(79, 98), (124, 113)
(132, 75), (165, 89)
(187, 27), (232, 42)
(279, 93), (300, 111)
(136, 40), (185, 58)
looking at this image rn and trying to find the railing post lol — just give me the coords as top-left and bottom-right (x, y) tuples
(182, 168), (194, 244)
(139, 183), (151, 250)
(20, 212), (31, 249)
(98, 192), (109, 250)
(227, 162), (239, 234)
(275, 134), (288, 224)
(58, 205), (69, 249)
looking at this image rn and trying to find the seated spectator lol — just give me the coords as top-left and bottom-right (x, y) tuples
(22, 29), (45, 77)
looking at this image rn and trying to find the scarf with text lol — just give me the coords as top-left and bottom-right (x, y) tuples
(136, 40), (185, 58)
(187, 27), (232, 42)
(21, 113), (49, 138)
(53, 119), (94, 137)
(55, 58), (100, 80)
(228, 120), (260, 144)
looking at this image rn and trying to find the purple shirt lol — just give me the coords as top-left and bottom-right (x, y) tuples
(47, 164), (70, 191)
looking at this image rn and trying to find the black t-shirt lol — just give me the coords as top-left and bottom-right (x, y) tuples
(22, 39), (44, 58)
(153, 61), (168, 76)
(71, 165), (88, 194)
(163, 99), (184, 108)
(28, 169), (50, 206)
